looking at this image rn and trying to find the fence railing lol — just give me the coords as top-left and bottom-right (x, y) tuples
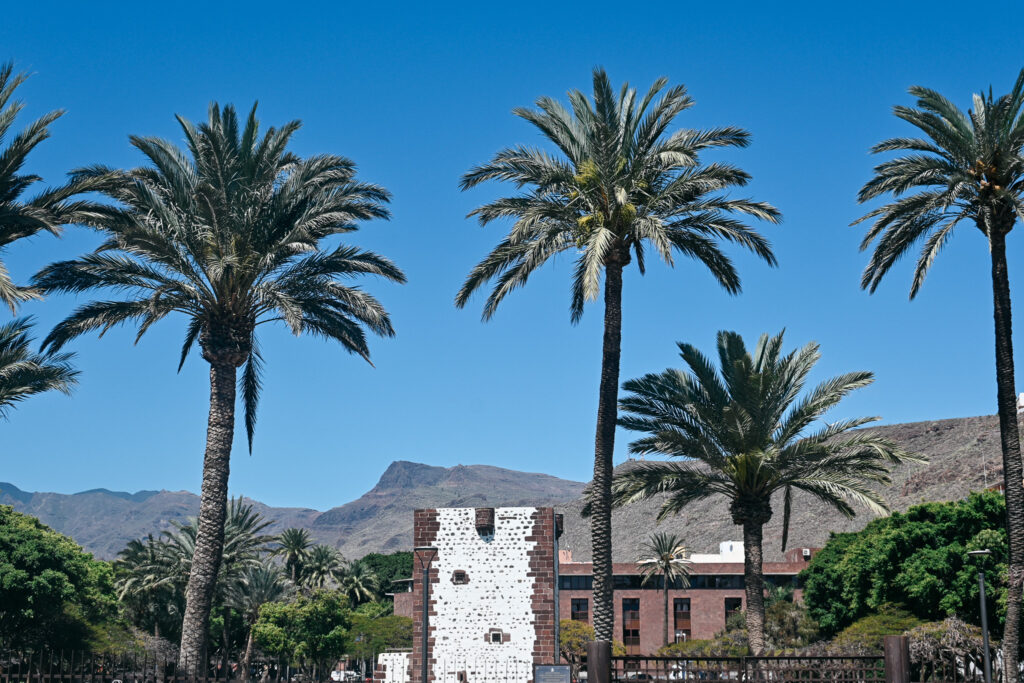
(596, 655), (886, 683)
(0, 651), (344, 683)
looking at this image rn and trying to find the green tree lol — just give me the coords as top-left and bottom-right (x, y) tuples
(253, 589), (350, 680)
(457, 68), (779, 641)
(113, 534), (183, 639)
(801, 491), (1008, 638)
(854, 69), (1024, 679)
(337, 561), (380, 606)
(637, 532), (690, 648)
(608, 330), (920, 653)
(228, 562), (295, 681)
(115, 498), (276, 645)
(0, 505), (117, 649)
(303, 545), (343, 590)
(275, 528), (314, 583)
(558, 620), (625, 679)
(357, 551), (412, 600)
(34, 103), (405, 668)
(348, 608), (412, 676)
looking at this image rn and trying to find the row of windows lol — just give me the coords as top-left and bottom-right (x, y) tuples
(567, 598), (745, 653)
(569, 597), (744, 651)
(559, 574), (800, 591)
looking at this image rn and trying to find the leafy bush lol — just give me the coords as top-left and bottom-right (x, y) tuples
(802, 491), (1007, 637)
(0, 505), (118, 648)
(830, 606), (925, 652)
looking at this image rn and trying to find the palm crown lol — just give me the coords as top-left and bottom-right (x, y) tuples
(456, 67), (780, 321)
(0, 62), (87, 310)
(34, 103), (405, 447)
(0, 316), (77, 419)
(637, 532), (690, 588)
(611, 331), (920, 549)
(857, 69), (1024, 297)
(611, 330), (920, 653)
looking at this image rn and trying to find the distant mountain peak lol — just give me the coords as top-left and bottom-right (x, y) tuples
(372, 461), (450, 490)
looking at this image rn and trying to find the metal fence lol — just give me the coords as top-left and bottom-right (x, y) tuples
(587, 656), (886, 683)
(0, 651), (338, 683)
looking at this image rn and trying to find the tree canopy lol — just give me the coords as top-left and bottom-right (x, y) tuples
(0, 505), (117, 649)
(802, 491), (1008, 637)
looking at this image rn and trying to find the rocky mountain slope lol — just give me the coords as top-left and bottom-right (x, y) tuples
(2, 415), (1008, 563)
(556, 414), (1005, 562)
(0, 461), (584, 560)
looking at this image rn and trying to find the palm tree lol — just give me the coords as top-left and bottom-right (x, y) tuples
(336, 561), (380, 605)
(854, 69), (1024, 678)
(33, 103), (405, 669)
(637, 532), (690, 648)
(0, 64), (82, 414)
(456, 68), (780, 641)
(608, 331), (922, 653)
(227, 562), (294, 682)
(274, 528), (313, 583)
(302, 545), (343, 589)
(116, 499), (276, 649)
(0, 317), (77, 418)
(114, 534), (182, 639)
(0, 62), (83, 310)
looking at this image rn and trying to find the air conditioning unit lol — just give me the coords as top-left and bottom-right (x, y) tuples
(802, 548), (811, 559)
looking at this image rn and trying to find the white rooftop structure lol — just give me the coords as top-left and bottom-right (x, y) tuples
(689, 540), (744, 563)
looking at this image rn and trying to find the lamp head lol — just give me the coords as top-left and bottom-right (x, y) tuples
(967, 549), (993, 558)
(414, 546), (438, 567)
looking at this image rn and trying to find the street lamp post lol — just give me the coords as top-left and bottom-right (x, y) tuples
(967, 549), (993, 683)
(414, 546), (438, 683)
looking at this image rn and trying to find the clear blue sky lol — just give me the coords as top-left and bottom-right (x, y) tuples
(1, 1), (1021, 510)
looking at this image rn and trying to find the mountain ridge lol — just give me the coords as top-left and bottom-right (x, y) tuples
(1, 414), (1009, 564)
(0, 463), (586, 560)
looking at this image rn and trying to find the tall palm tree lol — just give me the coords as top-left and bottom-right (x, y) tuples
(0, 317), (77, 418)
(637, 532), (690, 648)
(302, 545), (343, 589)
(336, 560), (380, 606)
(34, 103), (404, 669)
(456, 68), (780, 641)
(608, 331), (921, 653)
(854, 69), (1024, 678)
(227, 562), (294, 682)
(274, 528), (313, 583)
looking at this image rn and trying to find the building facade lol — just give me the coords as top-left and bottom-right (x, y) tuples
(556, 543), (817, 654)
(390, 508), (817, 664)
(401, 507), (560, 683)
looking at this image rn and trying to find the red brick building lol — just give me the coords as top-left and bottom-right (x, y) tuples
(556, 544), (817, 654)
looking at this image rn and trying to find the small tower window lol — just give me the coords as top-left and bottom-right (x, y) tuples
(451, 570), (469, 585)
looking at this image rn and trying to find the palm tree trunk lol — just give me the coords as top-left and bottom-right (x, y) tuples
(663, 581), (669, 648)
(990, 231), (1024, 682)
(742, 520), (766, 655)
(241, 626), (255, 683)
(591, 262), (624, 643)
(179, 360), (237, 673)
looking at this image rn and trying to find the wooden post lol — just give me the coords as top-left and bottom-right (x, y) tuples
(586, 641), (611, 683)
(883, 635), (910, 683)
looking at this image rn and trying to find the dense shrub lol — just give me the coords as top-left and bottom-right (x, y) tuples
(802, 492), (1007, 637)
(0, 505), (118, 648)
